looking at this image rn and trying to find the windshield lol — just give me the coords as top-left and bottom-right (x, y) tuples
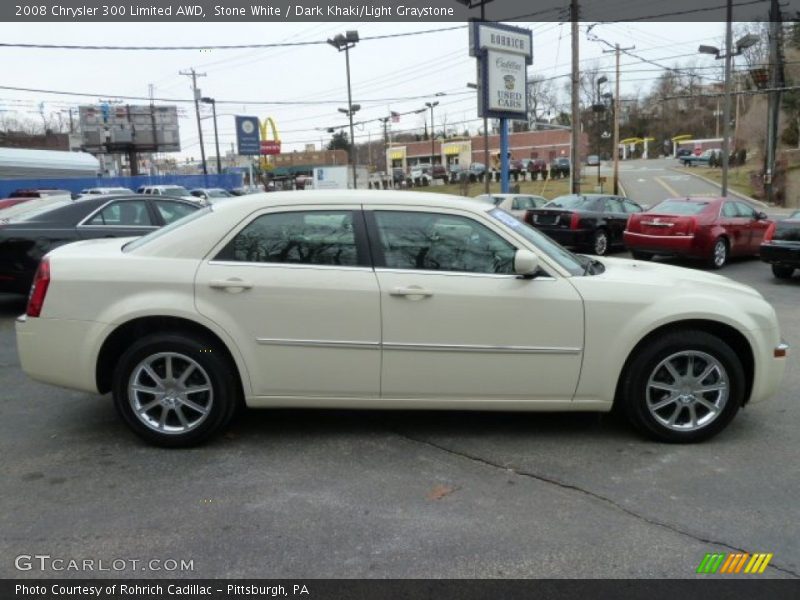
(488, 208), (584, 276)
(123, 205), (213, 251)
(650, 200), (709, 215)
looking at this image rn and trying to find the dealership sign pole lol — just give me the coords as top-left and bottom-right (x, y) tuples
(470, 22), (532, 194)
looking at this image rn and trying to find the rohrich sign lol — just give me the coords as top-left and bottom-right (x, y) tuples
(469, 22), (532, 120)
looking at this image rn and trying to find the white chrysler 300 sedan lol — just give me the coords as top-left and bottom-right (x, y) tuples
(16, 191), (787, 446)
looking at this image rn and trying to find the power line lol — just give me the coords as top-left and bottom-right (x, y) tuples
(0, 25), (467, 51)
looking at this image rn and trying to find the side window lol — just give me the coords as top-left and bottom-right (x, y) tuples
(604, 197), (625, 213)
(216, 210), (360, 266)
(735, 202), (757, 219)
(512, 197), (536, 210)
(722, 202), (739, 217)
(86, 201), (152, 226)
(154, 201), (198, 225)
(374, 211), (515, 274)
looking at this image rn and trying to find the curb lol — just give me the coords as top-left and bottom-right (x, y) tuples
(668, 167), (769, 208)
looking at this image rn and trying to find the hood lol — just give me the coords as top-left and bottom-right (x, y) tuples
(588, 256), (763, 299)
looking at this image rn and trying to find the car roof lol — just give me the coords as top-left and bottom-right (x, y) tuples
(662, 197), (724, 203)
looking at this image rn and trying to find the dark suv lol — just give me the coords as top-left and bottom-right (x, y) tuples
(552, 158), (571, 178)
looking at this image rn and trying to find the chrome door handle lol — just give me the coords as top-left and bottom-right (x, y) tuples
(390, 286), (433, 298)
(209, 278), (253, 290)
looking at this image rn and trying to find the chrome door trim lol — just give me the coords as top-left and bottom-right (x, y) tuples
(382, 342), (581, 354)
(374, 267), (556, 281)
(256, 338), (380, 350)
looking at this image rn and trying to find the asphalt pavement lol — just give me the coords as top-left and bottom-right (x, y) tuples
(1, 255), (798, 579)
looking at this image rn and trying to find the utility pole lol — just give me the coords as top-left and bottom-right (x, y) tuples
(179, 68), (208, 176)
(379, 116), (390, 176)
(720, 0), (734, 197)
(570, 0), (581, 194)
(603, 43), (634, 195)
(764, 0), (783, 204)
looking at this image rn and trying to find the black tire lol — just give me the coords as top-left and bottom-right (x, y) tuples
(620, 330), (744, 443)
(591, 229), (609, 256)
(707, 237), (728, 269)
(772, 264), (795, 279)
(112, 332), (239, 447)
(631, 251), (653, 261)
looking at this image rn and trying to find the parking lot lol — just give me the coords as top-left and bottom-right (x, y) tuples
(1, 253), (798, 579)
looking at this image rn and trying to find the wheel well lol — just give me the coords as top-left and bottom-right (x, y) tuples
(614, 319), (755, 406)
(95, 316), (243, 395)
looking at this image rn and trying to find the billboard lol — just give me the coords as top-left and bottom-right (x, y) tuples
(78, 104), (180, 152)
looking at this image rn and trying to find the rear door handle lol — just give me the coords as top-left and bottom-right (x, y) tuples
(209, 278), (253, 291)
(390, 286), (433, 298)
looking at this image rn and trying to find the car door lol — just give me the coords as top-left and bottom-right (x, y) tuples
(366, 206), (584, 402)
(194, 206), (381, 399)
(735, 201), (769, 253)
(76, 198), (159, 240)
(720, 201), (749, 255)
(602, 197), (628, 246)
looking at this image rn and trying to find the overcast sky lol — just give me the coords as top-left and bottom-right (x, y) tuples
(0, 21), (726, 158)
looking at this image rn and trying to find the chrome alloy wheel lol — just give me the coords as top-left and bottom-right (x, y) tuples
(128, 352), (213, 435)
(713, 240), (727, 268)
(645, 350), (729, 432)
(594, 231), (608, 255)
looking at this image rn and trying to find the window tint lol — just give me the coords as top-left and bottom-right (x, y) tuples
(623, 200), (643, 214)
(375, 211), (515, 274)
(154, 200), (197, 224)
(87, 201), (152, 226)
(604, 197), (625, 213)
(217, 210), (359, 266)
(722, 202), (739, 217)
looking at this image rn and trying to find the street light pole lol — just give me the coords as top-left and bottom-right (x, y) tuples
(698, 8), (759, 198)
(328, 31), (360, 189)
(201, 97), (222, 175)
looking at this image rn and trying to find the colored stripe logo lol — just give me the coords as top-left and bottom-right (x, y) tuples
(697, 552), (773, 574)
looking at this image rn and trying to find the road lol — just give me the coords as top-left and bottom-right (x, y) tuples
(1, 256), (799, 579)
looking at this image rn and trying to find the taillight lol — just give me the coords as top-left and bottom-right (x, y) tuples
(763, 222), (776, 242)
(570, 212), (581, 229)
(26, 258), (50, 317)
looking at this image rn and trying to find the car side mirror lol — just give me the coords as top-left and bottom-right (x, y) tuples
(757, 211), (768, 221)
(514, 249), (540, 278)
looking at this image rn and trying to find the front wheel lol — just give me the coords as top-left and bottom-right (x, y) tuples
(620, 330), (744, 443)
(112, 333), (239, 447)
(772, 264), (795, 279)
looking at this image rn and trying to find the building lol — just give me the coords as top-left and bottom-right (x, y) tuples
(386, 129), (588, 172)
(0, 130), (82, 152)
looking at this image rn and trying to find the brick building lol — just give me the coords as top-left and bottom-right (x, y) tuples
(386, 129), (588, 172)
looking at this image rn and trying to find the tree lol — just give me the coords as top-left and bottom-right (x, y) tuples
(327, 131), (350, 152)
(527, 75), (559, 128)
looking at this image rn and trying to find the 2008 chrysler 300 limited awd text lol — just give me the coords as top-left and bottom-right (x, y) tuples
(15, 191), (787, 446)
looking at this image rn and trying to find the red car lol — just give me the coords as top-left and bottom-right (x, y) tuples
(624, 197), (772, 269)
(0, 198), (31, 211)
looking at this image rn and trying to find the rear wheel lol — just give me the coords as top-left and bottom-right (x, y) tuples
(591, 229), (609, 256)
(707, 237), (728, 269)
(772, 264), (795, 279)
(621, 330), (744, 443)
(112, 333), (239, 447)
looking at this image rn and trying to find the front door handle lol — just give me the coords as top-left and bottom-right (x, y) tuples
(390, 286), (433, 298)
(209, 278), (253, 291)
